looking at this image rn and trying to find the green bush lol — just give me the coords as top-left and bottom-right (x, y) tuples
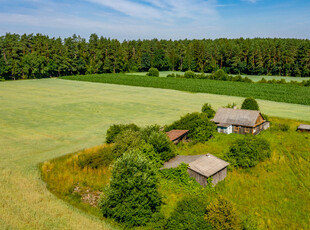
(184, 70), (196, 79)
(271, 123), (290, 132)
(166, 196), (212, 230)
(100, 151), (162, 227)
(147, 131), (175, 162)
(224, 102), (237, 108)
(213, 69), (227, 80)
(241, 97), (259, 110)
(226, 136), (271, 168)
(205, 196), (242, 230)
(201, 103), (215, 118)
(165, 112), (216, 142)
(112, 129), (142, 158)
(105, 123), (139, 143)
(147, 67), (159, 77)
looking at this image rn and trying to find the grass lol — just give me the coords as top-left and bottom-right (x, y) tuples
(61, 73), (310, 105)
(126, 71), (310, 82)
(41, 117), (310, 229)
(0, 78), (309, 229)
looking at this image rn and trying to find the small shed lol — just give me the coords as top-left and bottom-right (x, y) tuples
(212, 108), (270, 135)
(162, 154), (229, 186)
(166, 130), (189, 144)
(297, 124), (310, 132)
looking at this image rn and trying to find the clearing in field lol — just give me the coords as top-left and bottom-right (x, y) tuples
(0, 78), (309, 229)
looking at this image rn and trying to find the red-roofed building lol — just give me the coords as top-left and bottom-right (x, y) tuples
(166, 130), (189, 144)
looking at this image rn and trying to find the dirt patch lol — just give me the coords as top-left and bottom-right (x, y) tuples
(73, 184), (102, 207)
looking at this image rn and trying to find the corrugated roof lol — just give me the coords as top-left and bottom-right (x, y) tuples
(162, 154), (229, 177)
(298, 124), (310, 130)
(166, 130), (189, 141)
(213, 108), (261, 127)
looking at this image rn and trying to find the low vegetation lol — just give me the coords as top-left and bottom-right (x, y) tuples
(41, 116), (310, 229)
(61, 74), (310, 105)
(241, 97), (260, 110)
(147, 67), (160, 77)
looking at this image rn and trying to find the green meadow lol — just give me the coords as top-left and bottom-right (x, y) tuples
(0, 78), (309, 229)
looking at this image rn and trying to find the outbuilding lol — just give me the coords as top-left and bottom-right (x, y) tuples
(162, 154), (229, 186)
(297, 124), (310, 132)
(212, 108), (270, 135)
(166, 130), (189, 144)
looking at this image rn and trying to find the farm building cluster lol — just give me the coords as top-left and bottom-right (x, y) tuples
(164, 107), (271, 186)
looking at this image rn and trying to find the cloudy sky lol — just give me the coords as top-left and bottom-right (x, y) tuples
(0, 0), (309, 40)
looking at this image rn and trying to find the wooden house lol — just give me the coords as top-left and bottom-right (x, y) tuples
(212, 108), (270, 135)
(297, 124), (310, 132)
(162, 154), (229, 186)
(166, 130), (189, 144)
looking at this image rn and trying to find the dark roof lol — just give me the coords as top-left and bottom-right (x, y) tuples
(212, 108), (262, 127)
(162, 154), (229, 177)
(166, 130), (189, 141)
(297, 124), (310, 130)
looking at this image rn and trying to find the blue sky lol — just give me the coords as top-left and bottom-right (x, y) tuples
(0, 0), (309, 40)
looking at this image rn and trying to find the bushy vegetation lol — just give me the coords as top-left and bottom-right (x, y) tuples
(147, 67), (159, 77)
(99, 151), (162, 227)
(226, 136), (271, 168)
(165, 112), (217, 142)
(165, 196), (213, 230)
(205, 196), (242, 230)
(105, 123), (139, 143)
(201, 103), (216, 118)
(62, 74), (310, 105)
(241, 97), (260, 110)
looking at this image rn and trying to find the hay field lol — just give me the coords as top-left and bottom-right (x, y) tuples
(0, 78), (309, 229)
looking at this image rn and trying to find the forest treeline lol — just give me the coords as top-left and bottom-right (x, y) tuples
(0, 33), (310, 80)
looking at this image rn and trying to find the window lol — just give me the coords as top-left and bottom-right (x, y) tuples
(245, 127), (250, 133)
(234, 126), (239, 132)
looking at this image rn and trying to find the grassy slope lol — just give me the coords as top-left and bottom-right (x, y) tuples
(61, 74), (310, 105)
(126, 71), (310, 82)
(0, 78), (309, 229)
(41, 117), (310, 230)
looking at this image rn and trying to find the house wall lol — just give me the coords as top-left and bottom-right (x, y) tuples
(232, 125), (253, 135)
(211, 167), (227, 185)
(187, 167), (228, 186)
(217, 125), (233, 134)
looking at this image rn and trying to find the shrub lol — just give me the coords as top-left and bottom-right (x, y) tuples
(213, 69), (227, 80)
(241, 97), (259, 110)
(224, 102), (237, 108)
(77, 145), (114, 169)
(148, 131), (175, 162)
(100, 151), (162, 227)
(105, 123), (139, 143)
(147, 67), (159, 77)
(184, 70), (196, 79)
(166, 196), (212, 230)
(258, 77), (267, 83)
(201, 103), (215, 118)
(112, 129), (142, 158)
(226, 136), (271, 168)
(165, 112), (216, 142)
(205, 196), (242, 230)
(271, 123), (290, 132)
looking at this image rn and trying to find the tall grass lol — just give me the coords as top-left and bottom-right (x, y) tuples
(61, 74), (310, 105)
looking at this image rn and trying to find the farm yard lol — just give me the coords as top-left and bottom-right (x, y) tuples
(0, 78), (310, 229)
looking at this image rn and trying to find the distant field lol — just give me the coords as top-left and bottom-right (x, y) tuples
(126, 71), (310, 82)
(62, 74), (310, 105)
(0, 78), (309, 229)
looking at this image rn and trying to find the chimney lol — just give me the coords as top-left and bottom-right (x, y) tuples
(233, 106), (237, 110)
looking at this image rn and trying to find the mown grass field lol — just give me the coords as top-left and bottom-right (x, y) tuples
(61, 74), (310, 105)
(126, 71), (310, 82)
(0, 78), (309, 229)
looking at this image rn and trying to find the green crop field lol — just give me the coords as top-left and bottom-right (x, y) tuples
(62, 74), (310, 105)
(126, 71), (310, 82)
(0, 78), (309, 229)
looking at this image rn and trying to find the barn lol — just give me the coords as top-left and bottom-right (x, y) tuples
(166, 130), (189, 144)
(212, 108), (270, 135)
(297, 124), (310, 132)
(162, 154), (229, 186)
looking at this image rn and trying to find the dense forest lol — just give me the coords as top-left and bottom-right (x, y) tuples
(0, 33), (310, 80)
